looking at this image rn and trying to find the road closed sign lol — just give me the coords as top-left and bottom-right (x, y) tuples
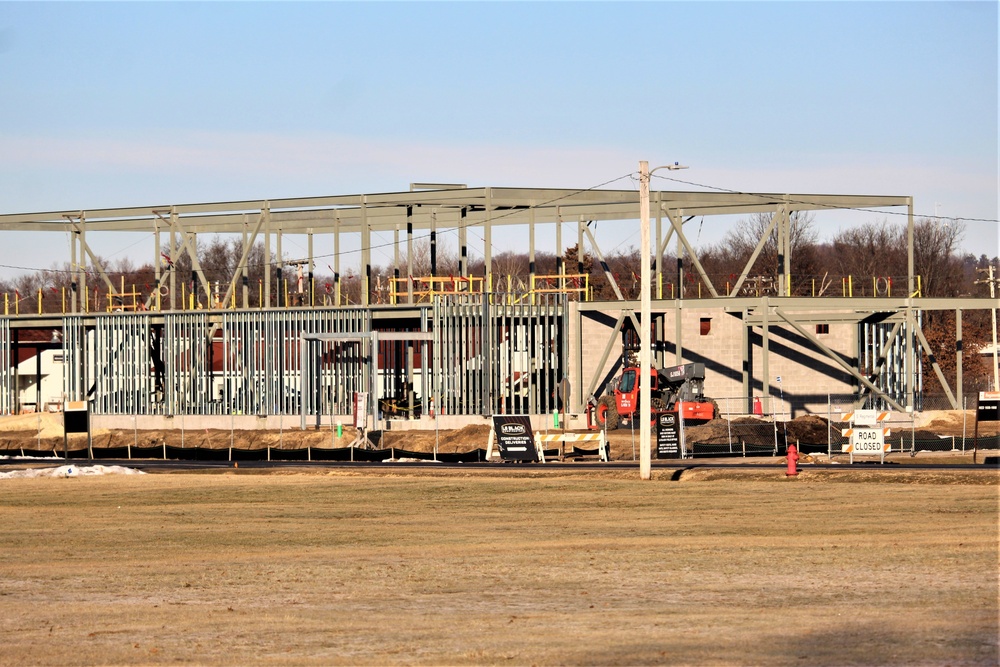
(850, 428), (886, 453)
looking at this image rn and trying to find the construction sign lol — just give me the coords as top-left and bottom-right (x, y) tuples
(63, 400), (92, 459)
(976, 392), (999, 422)
(63, 400), (89, 434)
(656, 411), (681, 459)
(973, 392), (999, 462)
(841, 410), (891, 463)
(488, 415), (539, 462)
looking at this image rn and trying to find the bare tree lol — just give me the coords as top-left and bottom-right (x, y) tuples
(912, 218), (964, 297)
(831, 219), (900, 279)
(830, 217), (965, 297)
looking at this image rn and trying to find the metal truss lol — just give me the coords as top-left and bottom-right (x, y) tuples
(1, 183), (994, 418)
(0, 185), (914, 309)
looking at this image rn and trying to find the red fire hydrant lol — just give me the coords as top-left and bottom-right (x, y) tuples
(786, 443), (799, 476)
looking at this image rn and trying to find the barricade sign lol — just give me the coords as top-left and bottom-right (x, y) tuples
(844, 409), (890, 426)
(850, 428), (886, 453)
(535, 432), (608, 462)
(841, 410), (891, 463)
(487, 415), (539, 462)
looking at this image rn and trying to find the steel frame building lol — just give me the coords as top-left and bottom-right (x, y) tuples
(0, 184), (993, 429)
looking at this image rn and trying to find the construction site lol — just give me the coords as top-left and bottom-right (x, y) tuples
(0, 182), (997, 457)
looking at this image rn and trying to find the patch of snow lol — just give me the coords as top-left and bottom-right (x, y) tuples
(0, 465), (145, 480)
(0, 454), (65, 460)
(384, 457), (442, 463)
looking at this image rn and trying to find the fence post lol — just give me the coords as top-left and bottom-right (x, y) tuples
(827, 394), (832, 459)
(726, 397), (733, 454)
(772, 405), (779, 456)
(962, 396), (967, 452)
(680, 408), (688, 459)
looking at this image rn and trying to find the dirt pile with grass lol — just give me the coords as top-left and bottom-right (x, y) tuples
(1, 410), (995, 459)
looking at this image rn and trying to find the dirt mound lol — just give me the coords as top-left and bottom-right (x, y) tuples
(0, 410), (995, 458)
(684, 418), (742, 445)
(782, 414), (832, 444)
(0, 412), (110, 440)
(382, 423), (491, 454)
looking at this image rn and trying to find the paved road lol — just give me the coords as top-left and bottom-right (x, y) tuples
(2, 457), (995, 473)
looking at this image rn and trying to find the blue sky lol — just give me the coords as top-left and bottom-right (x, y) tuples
(0, 1), (997, 278)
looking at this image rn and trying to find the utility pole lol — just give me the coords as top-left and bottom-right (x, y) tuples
(639, 162), (652, 480)
(638, 160), (688, 480)
(975, 264), (999, 390)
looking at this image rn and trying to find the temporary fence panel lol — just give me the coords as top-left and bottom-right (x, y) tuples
(683, 395), (783, 458)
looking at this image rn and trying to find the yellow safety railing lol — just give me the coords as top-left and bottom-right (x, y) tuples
(389, 275), (485, 303)
(530, 273), (589, 302)
(1, 272), (928, 316)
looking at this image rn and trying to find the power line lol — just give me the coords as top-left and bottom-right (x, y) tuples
(649, 172), (1000, 224)
(3, 170), (993, 280)
(0, 174), (638, 278)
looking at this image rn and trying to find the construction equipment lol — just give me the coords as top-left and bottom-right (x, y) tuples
(594, 362), (715, 429)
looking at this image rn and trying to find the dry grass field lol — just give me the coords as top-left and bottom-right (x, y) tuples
(0, 466), (997, 666)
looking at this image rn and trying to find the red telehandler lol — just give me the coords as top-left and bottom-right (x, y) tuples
(594, 362), (715, 429)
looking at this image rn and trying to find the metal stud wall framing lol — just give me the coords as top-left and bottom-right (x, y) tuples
(490, 297), (566, 416)
(62, 316), (86, 403)
(433, 295), (484, 416)
(300, 312), (372, 420)
(0, 294), (568, 416)
(432, 294), (566, 417)
(859, 317), (923, 410)
(163, 313), (211, 415)
(0, 319), (11, 415)
(93, 314), (157, 415)
(224, 308), (371, 418)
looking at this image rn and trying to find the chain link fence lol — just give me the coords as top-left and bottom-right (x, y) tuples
(672, 394), (997, 459)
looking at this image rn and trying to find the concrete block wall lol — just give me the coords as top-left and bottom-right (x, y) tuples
(576, 304), (858, 419)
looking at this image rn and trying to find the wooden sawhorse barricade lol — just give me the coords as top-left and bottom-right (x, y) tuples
(485, 416), (608, 463)
(535, 432), (608, 463)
